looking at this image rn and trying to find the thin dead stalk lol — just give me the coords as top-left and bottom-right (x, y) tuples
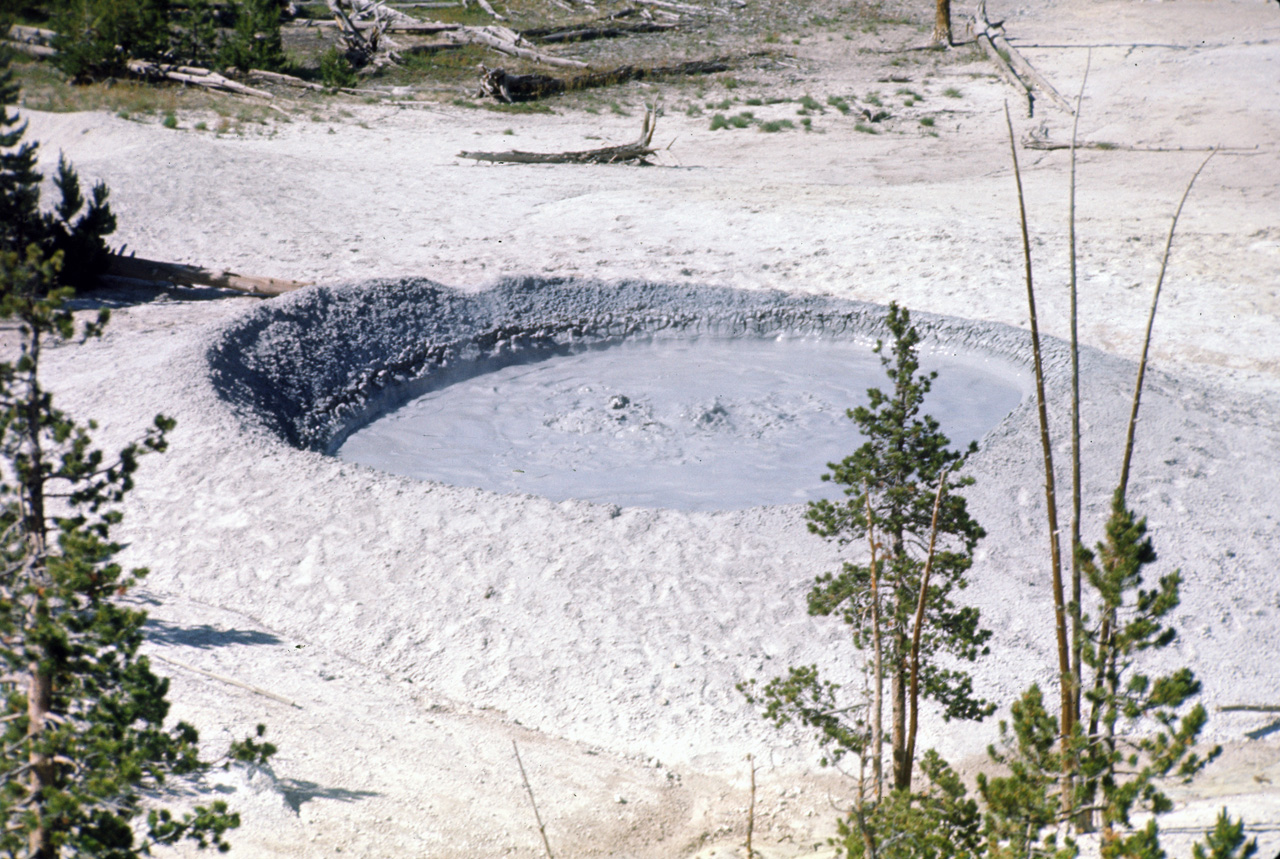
(150, 654), (302, 709)
(1116, 147), (1217, 501)
(1067, 47), (1090, 733)
(746, 753), (757, 859)
(513, 740), (555, 859)
(1003, 103), (1073, 746)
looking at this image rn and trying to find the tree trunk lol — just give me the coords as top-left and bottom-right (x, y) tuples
(28, 664), (54, 859)
(891, 655), (909, 790)
(931, 0), (951, 46)
(22, 328), (55, 859)
(905, 474), (949, 778)
(864, 489), (884, 801)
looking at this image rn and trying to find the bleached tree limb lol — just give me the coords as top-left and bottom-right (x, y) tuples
(125, 61), (275, 98)
(459, 105), (659, 164)
(150, 654), (303, 709)
(973, 2), (1033, 115)
(447, 26), (589, 67)
(107, 255), (310, 297)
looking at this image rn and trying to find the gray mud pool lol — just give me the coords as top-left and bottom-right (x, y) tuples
(336, 336), (1025, 510)
(207, 278), (1034, 511)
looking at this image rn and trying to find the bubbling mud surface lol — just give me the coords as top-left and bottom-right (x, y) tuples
(336, 336), (1025, 510)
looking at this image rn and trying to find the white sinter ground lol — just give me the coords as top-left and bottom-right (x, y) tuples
(9, 0), (1280, 855)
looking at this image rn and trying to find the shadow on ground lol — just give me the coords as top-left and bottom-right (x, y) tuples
(278, 779), (380, 813)
(145, 618), (284, 649)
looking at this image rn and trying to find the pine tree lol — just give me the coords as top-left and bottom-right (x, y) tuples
(51, 0), (173, 82)
(977, 496), (1218, 859)
(803, 301), (992, 792)
(0, 60), (43, 256)
(1191, 809), (1257, 859)
(0, 57), (116, 292)
(218, 0), (288, 73)
(0, 73), (273, 858)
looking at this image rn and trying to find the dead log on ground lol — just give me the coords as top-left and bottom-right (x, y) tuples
(1023, 138), (1257, 153)
(459, 105), (658, 164)
(291, 18), (459, 32)
(447, 25), (589, 68)
(5, 24), (57, 57)
(126, 61), (275, 98)
(523, 20), (676, 43)
(973, 1), (1072, 114)
(248, 68), (327, 90)
(107, 255), (310, 297)
(478, 58), (727, 102)
(972, 1), (1032, 115)
(634, 0), (728, 15)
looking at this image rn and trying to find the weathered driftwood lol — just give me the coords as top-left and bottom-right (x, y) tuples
(125, 60), (275, 98)
(292, 17), (458, 31)
(447, 25), (588, 68)
(479, 58), (727, 102)
(524, 20), (676, 43)
(2, 38), (55, 58)
(1023, 138), (1257, 153)
(459, 106), (658, 164)
(348, 0), (421, 26)
(972, 1), (1032, 115)
(5, 24), (57, 57)
(474, 0), (505, 19)
(989, 31), (1073, 113)
(634, 0), (728, 15)
(248, 68), (326, 90)
(973, 1), (1073, 114)
(107, 255), (310, 297)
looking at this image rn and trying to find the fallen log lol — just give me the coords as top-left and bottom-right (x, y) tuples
(2, 38), (56, 58)
(5, 24), (58, 57)
(289, 18), (459, 31)
(989, 31), (1073, 113)
(973, 1), (1032, 115)
(1023, 138), (1257, 153)
(524, 20), (676, 43)
(126, 60), (275, 98)
(248, 68), (327, 90)
(447, 25), (589, 68)
(459, 105), (658, 164)
(634, 0), (728, 15)
(107, 255), (310, 297)
(478, 58), (728, 102)
(973, 1), (1073, 115)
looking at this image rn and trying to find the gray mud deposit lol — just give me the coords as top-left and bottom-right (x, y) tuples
(209, 279), (1032, 508)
